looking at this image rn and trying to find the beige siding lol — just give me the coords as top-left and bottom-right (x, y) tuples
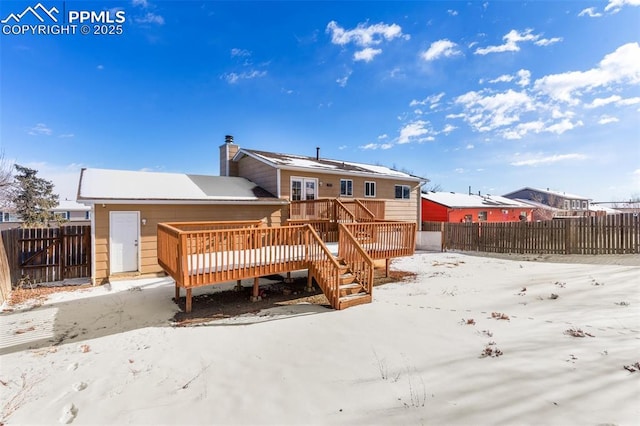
(236, 156), (279, 197)
(93, 203), (284, 284)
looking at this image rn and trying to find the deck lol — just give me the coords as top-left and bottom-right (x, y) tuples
(157, 207), (416, 313)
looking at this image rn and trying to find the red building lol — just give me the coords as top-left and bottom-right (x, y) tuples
(422, 192), (534, 223)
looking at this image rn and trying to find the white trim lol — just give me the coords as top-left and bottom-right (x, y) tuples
(90, 207), (96, 285)
(78, 199), (288, 206)
(364, 181), (376, 198)
(276, 169), (281, 198)
(109, 211), (140, 275)
(290, 176), (318, 201)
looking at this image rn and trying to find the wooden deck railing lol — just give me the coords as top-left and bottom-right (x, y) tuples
(289, 199), (333, 221)
(342, 221), (416, 259)
(338, 224), (374, 296)
(306, 225), (342, 308)
(289, 198), (385, 221)
(286, 219), (338, 242)
(335, 199), (356, 223)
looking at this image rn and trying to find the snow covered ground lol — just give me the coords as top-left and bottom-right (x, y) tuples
(1, 251), (638, 425)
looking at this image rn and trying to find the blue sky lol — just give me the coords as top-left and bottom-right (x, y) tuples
(1, 0), (639, 203)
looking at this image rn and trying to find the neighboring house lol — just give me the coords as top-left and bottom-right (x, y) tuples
(220, 135), (427, 224)
(0, 200), (90, 230)
(421, 192), (533, 223)
(503, 187), (592, 220)
(591, 201), (638, 215)
(77, 168), (287, 285)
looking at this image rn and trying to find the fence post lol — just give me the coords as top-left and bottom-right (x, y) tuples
(59, 226), (66, 280)
(564, 220), (572, 254)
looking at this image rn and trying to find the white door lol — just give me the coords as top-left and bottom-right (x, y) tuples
(291, 177), (317, 201)
(110, 211), (139, 274)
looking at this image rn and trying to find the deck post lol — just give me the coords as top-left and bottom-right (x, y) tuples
(175, 285), (180, 302)
(284, 271), (294, 284)
(234, 280), (243, 291)
(250, 277), (261, 302)
(385, 258), (390, 277)
(305, 272), (314, 292)
(185, 288), (192, 313)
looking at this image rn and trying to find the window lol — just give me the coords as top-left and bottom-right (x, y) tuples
(478, 211), (488, 222)
(571, 200), (578, 209)
(54, 211), (69, 220)
(564, 200), (570, 210)
(364, 181), (376, 198)
(395, 185), (410, 199)
(0, 212), (8, 222)
(582, 201), (588, 210)
(463, 214), (472, 223)
(340, 179), (353, 197)
(291, 180), (302, 201)
(85, 211), (91, 220)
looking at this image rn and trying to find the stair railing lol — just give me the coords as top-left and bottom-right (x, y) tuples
(335, 199), (356, 223)
(338, 223), (374, 296)
(305, 224), (342, 308)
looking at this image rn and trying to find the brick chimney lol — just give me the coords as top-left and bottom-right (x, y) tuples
(219, 135), (239, 176)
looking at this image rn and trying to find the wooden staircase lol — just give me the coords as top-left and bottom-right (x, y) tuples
(335, 257), (372, 309)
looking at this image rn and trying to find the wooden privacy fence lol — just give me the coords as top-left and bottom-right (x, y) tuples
(424, 213), (640, 255)
(0, 226), (91, 287)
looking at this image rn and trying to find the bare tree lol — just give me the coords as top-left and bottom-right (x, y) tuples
(0, 151), (14, 208)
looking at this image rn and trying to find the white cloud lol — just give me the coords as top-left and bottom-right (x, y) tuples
(488, 74), (514, 84)
(466, 144), (475, 150)
(454, 168), (465, 174)
(421, 39), (461, 61)
(222, 70), (267, 84)
(410, 92), (445, 109)
(501, 121), (546, 140)
(516, 69), (531, 87)
(28, 123), (52, 136)
(378, 134), (388, 140)
(58, 134), (74, 138)
(534, 37), (563, 47)
(454, 89), (535, 132)
(134, 12), (164, 25)
(598, 115), (619, 124)
(534, 42), (640, 104)
(97, 64), (104, 70)
(578, 7), (603, 17)
(326, 21), (408, 47)
(474, 29), (560, 55)
(231, 48), (251, 57)
(546, 118), (583, 135)
(511, 153), (587, 166)
(354, 47), (382, 62)
(132, 0), (148, 7)
(360, 142), (393, 150)
(604, 0), (640, 13)
(441, 124), (457, 134)
(447, 9), (458, 16)
(397, 120), (432, 144)
(336, 70), (352, 87)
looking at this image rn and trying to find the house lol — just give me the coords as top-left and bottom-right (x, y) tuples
(220, 135), (427, 224)
(0, 199), (90, 230)
(503, 187), (592, 220)
(77, 168), (287, 285)
(421, 192), (534, 223)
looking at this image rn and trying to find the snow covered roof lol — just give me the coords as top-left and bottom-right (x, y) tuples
(235, 149), (425, 181)
(52, 200), (90, 212)
(77, 168), (284, 204)
(422, 192), (533, 209)
(504, 187), (590, 200)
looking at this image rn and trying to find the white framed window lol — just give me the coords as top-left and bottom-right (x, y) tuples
(365, 181), (376, 198)
(340, 179), (353, 197)
(54, 211), (69, 220)
(564, 200), (570, 210)
(572, 200), (578, 209)
(395, 185), (410, 200)
(1, 212), (8, 222)
(85, 211), (91, 220)
(582, 201), (588, 210)
(478, 211), (488, 222)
